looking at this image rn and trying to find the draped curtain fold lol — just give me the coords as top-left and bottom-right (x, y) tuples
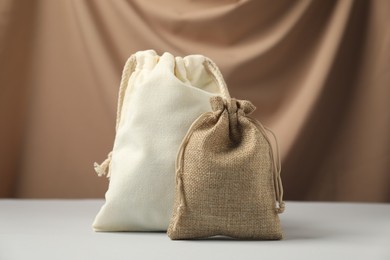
(0, 0), (389, 201)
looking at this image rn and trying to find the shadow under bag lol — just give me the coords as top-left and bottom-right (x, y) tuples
(168, 96), (285, 240)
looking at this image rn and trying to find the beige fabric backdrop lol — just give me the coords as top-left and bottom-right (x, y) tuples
(1, 0), (389, 201)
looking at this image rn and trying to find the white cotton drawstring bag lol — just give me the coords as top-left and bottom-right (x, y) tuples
(93, 50), (230, 231)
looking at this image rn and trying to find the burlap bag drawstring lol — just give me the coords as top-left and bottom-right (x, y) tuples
(248, 118), (285, 214)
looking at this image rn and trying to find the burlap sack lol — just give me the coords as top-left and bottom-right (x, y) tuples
(167, 96), (285, 240)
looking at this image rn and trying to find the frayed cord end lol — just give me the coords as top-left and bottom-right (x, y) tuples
(276, 201), (285, 214)
(172, 204), (185, 231)
(94, 162), (108, 177)
(93, 152), (112, 178)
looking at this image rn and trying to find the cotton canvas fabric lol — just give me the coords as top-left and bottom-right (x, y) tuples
(93, 50), (229, 231)
(168, 96), (284, 240)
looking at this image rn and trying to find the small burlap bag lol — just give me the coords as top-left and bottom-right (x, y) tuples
(167, 96), (285, 240)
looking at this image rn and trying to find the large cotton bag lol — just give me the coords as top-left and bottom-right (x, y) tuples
(93, 50), (229, 231)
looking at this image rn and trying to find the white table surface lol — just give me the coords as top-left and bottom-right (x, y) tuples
(0, 200), (389, 260)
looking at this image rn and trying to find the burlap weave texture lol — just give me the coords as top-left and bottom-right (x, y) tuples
(168, 96), (284, 240)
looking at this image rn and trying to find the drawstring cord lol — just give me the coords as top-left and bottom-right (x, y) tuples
(93, 55), (136, 178)
(248, 118), (285, 214)
(264, 126), (285, 214)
